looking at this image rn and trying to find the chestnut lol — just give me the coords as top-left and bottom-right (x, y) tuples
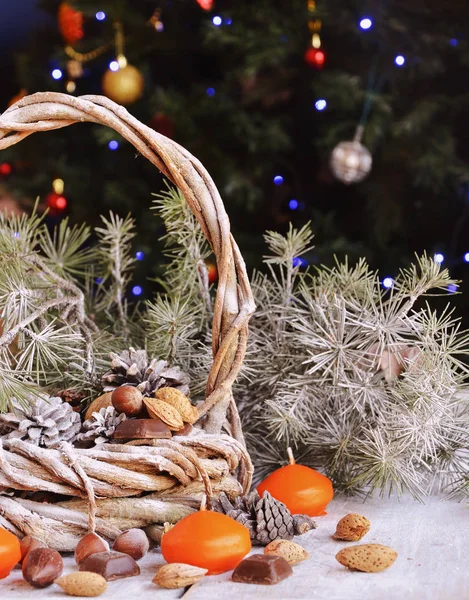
(22, 547), (63, 588)
(112, 528), (149, 560)
(75, 532), (110, 565)
(111, 386), (143, 416)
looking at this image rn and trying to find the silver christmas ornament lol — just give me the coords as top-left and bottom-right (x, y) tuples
(330, 125), (372, 184)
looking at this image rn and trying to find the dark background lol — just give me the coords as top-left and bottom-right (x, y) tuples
(1, 0), (469, 314)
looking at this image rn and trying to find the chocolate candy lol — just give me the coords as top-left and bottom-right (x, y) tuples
(113, 418), (171, 439)
(232, 554), (293, 585)
(79, 551), (140, 581)
(174, 423), (193, 436)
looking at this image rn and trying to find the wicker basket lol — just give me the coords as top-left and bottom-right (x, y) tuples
(0, 93), (255, 551)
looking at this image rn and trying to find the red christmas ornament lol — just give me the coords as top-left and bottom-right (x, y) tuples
(47, 193), (68, 215)
(305, 48), (325, 68)
(196, 0), (214, 10)
(58, 2), (84, 45)
(0, 163), (12, 177)
(149, 113), (175, 139)
(206, 263), (218, 284)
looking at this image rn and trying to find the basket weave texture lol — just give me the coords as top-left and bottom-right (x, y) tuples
(0, 92), (255, 550)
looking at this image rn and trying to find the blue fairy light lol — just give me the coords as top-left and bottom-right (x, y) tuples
(450, 38), (458, 47)
(108, 140), (119, 151)
(109, 61), (120, 72)
(212, 16), (222, 26)
(293, 257), (308, 268)
(95, 277), (104, 285)
(132, 285), (143, 296)
(434, 253), (444, 264)
(382, 277), (394, 289)
(315, 99), (327, 111)
(225, 17), (232, 25)
(359, 17), (372, 30)
(52, 69), (63, 80)
(447, 284), (458, 293)
(289, 199), (299, 210)
(464, 253), (469, 262)
(135, 251), (145, 261)
(273, 175), (284, 185)
(206, 87), (215, 97)
(96, 11), (106, 21)
(394, 55), (405, 67)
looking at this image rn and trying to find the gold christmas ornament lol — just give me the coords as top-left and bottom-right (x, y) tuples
(102, 64), (144, 105)
(330, 125), (372, 184)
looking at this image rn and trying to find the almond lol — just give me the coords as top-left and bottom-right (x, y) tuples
(264, 540), (309, 565)
(84, 393), (113, 421)
(143, 398), (184, 430)
(335, 544), (397, 573)
(55, 572), (107, 597)
(333, 513), (371, 542)
(152, 563), (208, 589)
(155, 387), (197, 424)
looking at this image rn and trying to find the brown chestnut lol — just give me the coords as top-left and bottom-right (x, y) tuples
(22, 547), (63, 588)
(111, 386), (143, 416)
(75, 532), (110, 565)
(112, 528), (149, 560)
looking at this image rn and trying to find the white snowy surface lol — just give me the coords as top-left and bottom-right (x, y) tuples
(1, 494), (467, 599)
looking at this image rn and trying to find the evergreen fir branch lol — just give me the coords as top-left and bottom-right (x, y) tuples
(38, 218), (97, 279)
(145, 294), (201, 364)
(95, 212), (136, 339)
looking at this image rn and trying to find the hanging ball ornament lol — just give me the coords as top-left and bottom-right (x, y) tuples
(102, 64), (144, 106)
(305, 47), (325, 68)
(58, 2), (84, 45)
(330, 126), (372, 184)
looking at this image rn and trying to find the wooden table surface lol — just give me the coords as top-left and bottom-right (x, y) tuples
(1, 494), (466, 599)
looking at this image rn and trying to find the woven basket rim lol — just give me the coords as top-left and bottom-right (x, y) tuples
(0, 92), (256, 439)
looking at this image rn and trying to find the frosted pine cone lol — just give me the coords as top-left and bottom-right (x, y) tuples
(0, 395), (81, 448)
(101, 347), (190, 396)
(78, 406), (126, 445)
(213, 490), (317, 545)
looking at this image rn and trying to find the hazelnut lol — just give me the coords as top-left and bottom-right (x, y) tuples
(75, 532), (110, 565)
(112, 529), (149, 560)
(20, 536), (47, 563)
(22, 547), (63, 588)
(111, 386), (143, 416)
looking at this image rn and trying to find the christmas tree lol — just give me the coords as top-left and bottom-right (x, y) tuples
(2, 0), (469, 304)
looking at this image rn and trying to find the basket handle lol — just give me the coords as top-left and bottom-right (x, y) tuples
(0, 93), (255, 437)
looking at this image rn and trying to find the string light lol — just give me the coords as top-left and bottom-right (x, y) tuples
(315, 99), (327, 111)
(273, 175), (284, 185)
(464, 253), (469, 262)
(52, 69), (63, 80)
(0, 163), (12, 176)
(359, 17), (373, 30)
(394, 55), (406, 67)
(289, 199), (299, 210)
(96, 11), (106, 21)
(212, 16), (222, 26)
(447, 284), (458, 293)
(434, 253), (444, 264)
(109, 61), (120, 72)
(450, 38), (458, 47)
(55, 196), (67, 210)
(382, 277), (394, 289)
(132, 285), (143, 296)
(135, 251), (145, 261)
(206, 87), (215, 97)
(225, 17), (232, 25)
(95, 277), (104, 284)
(108, 140), (119, 151)
(293, 257), (308, 267)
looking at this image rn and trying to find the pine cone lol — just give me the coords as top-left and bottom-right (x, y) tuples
(213, 491), (317, 545)
(101, 347), (190, 397)
(77, 406), (126, 445)
(0, 395), (81, 448)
